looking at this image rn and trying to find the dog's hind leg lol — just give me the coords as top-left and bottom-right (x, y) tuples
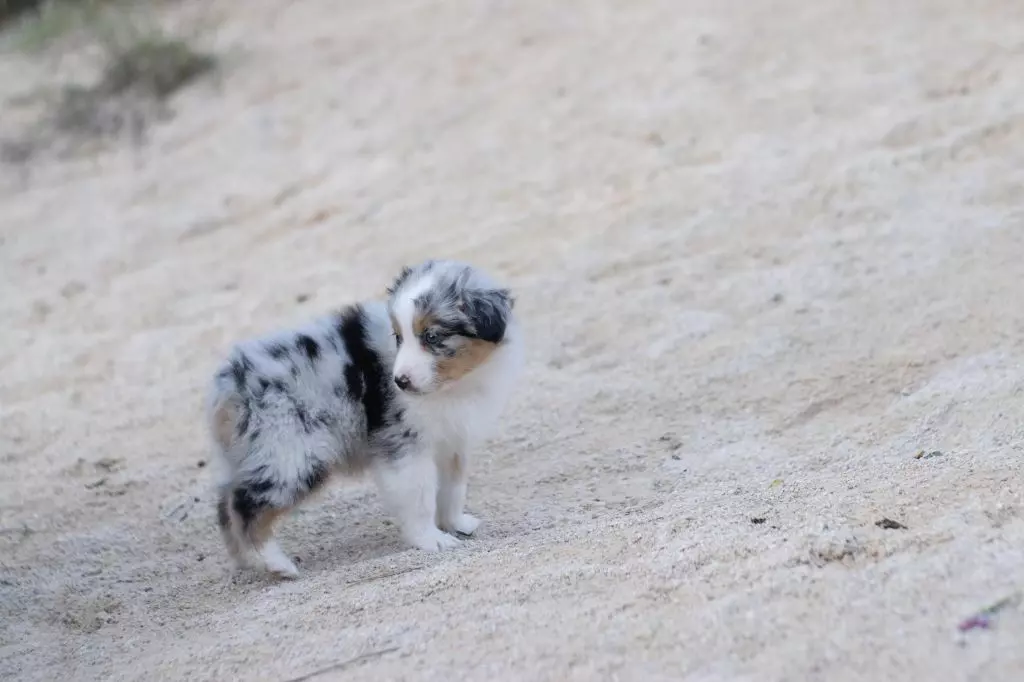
(216, 489), (246, 565)
(226, 482), (300, 579)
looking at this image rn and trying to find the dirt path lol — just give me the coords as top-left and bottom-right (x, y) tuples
(2, 1), (1023, 680)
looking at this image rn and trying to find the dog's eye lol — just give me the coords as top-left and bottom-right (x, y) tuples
(393, 331), (403, 346)
(423, 330), (440, 346)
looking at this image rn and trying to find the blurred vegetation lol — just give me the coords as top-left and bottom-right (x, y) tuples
(0, 0), (40, 24)
(1, 0), (217, 163)
(2, 0), (121, 50)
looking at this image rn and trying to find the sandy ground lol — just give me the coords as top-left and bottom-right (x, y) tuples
(2, 0), (1024, 679)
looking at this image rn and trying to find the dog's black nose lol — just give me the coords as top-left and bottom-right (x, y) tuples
(394, 375), (411, 391)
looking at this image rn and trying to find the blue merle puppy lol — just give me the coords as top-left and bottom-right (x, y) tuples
(208, 260), (523, 578)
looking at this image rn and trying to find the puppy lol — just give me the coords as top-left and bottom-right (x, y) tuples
(207, 260), (523, 578)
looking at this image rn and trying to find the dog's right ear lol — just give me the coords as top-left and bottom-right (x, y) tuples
(459, 288), (514, 344)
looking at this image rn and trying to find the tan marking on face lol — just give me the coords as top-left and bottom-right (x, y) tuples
(411, 310), (436, 337)
(435, 338), (498, 383)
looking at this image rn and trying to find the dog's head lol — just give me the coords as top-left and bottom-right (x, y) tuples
(387, 261), (514, 395)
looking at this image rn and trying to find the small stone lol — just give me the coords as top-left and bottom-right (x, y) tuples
(60, 281), (87, 299)
(31, 300), (52, 321)
(94, 457), (125, 472)
(646, 132), (666, 147)
(659, 433), (682, 451)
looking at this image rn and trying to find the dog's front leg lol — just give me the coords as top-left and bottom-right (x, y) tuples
(372, 449), (460, 551)
(436, 450), (480, 536)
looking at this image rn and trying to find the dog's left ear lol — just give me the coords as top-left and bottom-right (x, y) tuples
(460, 288), (514, 343)
(386, 266), (414, 296)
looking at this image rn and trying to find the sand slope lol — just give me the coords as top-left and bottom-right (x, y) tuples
(2, 0), (1023, 680)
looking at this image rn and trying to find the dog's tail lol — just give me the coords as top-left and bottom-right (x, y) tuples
(207, 364), (246, 454)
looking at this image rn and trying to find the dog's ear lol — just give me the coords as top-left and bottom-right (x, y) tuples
(460, 288), (514, 343)
(386, 266), (414, 296)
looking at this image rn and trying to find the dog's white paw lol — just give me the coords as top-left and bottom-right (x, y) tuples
(262, 541), (300, 579)
(406, 527), (462, 552)
(443, 513), (481, 536)
(268, 561), (300, 580)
